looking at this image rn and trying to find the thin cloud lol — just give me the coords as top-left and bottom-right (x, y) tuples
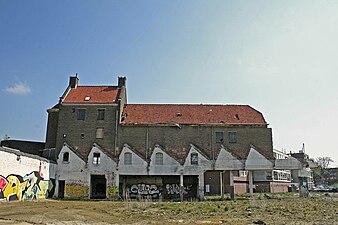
(4, 82), (31, 95)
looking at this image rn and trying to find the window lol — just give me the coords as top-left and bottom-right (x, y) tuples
(97, 109), (105, 120)
(155, 152), (163, 165)
(93, 153), (100, 165)
(96, 128), (104, 139)
(62, 152), (69, 162)
(124, 152), (132, 165)
(228, 131), (237, 143)
(191, 153), (198, 165)
(78, 109), (86, 120)
(215, 132), (224, 143)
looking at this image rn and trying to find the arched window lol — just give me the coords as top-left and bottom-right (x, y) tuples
(124, 152), (132, 165)
(155, 152), (163, 165)
(63, 152), (69, 162)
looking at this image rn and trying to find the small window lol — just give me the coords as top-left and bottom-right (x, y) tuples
(124, 152), (132, 165)
(191, 153), (198, 165)
(228, 132), (237, 143)
(63, 152), (69, 162)
(81, 133), (85, 139)
(155, 152), (163, 165)
(215, 132), (224, 143)
(96, 128), (104, 139)
(93, 153), (100, 165)
(78, 109), (86, 120)
(97, 109), (105, 120)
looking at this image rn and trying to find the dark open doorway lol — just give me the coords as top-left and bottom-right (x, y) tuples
(91, 175), (106, 199)
(58, 180), (65, 199)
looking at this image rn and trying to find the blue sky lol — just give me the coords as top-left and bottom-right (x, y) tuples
(1, 0), (338, 166)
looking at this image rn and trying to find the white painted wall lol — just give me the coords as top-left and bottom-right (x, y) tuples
(0, 147), (53, 180)
(149, 146), (182, 175)
(215, 147), (244, 170)
(183, 145), (212, 174)
(118, 145), (148, 175)
(55, 144), (88, 187)
(245, 147), (274, 170)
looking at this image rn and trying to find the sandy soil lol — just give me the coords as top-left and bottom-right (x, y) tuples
(0, 193), (337, 225)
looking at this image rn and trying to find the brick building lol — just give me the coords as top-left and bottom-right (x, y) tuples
(45, 76), (275, 200)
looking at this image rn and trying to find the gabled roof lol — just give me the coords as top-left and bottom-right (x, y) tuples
(62, 86), (120, 104)
(122, 104), (267, 125)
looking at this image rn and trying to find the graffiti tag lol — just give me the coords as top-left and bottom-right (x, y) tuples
(165, 184), (192, 195)
(128, 184), (161, 199)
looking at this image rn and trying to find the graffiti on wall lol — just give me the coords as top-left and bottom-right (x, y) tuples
(0, 172), (53, 201)
(128, 183), (161, 199)
(65, 181), (89, 198)
(165, 184), (192, 195)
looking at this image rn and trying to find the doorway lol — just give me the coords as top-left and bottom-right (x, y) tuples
(90, 175), (106, 199)
(58, 180), (65, 199)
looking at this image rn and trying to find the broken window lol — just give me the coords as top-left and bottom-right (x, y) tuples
(93, 153), (100, 165)
(63, 152), (69, 162)
(191, 153), (198, 165)
(215, 132), (224, 143)
(124, 152), (132, 165)
(228, 132), (237, 143)
(155, 152), (163, 165)
(97, 109), (105, 120)
(78, 109), (86, 120)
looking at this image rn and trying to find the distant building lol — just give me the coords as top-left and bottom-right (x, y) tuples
(45, 76), (275, 200)
(253, 149), (292, 193)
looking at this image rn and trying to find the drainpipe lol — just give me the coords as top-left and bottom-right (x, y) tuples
(114, 108), (118, 156)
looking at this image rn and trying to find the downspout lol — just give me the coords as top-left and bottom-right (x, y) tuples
(114, 107), (119, 156)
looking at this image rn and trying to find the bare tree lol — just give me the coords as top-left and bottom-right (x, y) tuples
(313, 157), (334, 185)
(315, 157), (333, 169)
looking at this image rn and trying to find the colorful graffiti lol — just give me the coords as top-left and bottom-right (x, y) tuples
(107, 185), (118, 199)
(0, 172), (53, 201)
(65, 183), (89, 198)
(128, 184), (161, 199)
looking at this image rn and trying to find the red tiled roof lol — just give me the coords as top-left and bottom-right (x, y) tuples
(62, 86), (120, 104)
(122, 104), (267, 125)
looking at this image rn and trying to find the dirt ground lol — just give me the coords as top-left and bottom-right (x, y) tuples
(0, 193), (337, 225)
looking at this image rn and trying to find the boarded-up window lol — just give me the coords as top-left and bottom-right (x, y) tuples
(96, 128), (104, 139)
(191, 153), (198, 165)
(228, 132), (237, 143)
(124, 152), (132, 165)
(155, 152), (163, 165)
(93, 153), (100, 165)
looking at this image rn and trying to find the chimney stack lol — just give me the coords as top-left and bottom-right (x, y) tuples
(118, 76), (126, 88)
(69, 74), (79, 88)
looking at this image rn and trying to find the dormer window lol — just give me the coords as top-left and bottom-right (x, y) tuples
(63, 152), (69, 162)
(84, 96), (91, 101)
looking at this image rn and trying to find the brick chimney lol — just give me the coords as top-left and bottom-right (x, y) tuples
(69, 75), (79, 88)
